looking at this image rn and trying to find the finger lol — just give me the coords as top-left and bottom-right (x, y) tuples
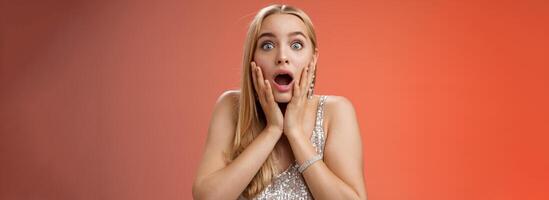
(252, 62), (266, 103)
(264, 80), (276, 104)
(251, 62), (260, 94)
(299, 65), (309, 97)
(306, 62), (315, 95)
(256, 65), (266, 90)
(293, 69), (302, 98)
(256, 65), (271, 105)
(308, 62), (315, 83)
(253, 65), (267, 105)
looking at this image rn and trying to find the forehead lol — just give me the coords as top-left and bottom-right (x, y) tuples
(259, 13), (308, 37)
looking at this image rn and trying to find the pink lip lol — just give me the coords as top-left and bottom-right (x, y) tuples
(272, 69), (295, 93)
(273, 80), (294, 92)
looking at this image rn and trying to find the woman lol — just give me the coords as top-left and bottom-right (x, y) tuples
(193, 4), (367, 200)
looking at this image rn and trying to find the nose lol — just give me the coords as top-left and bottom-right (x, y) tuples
(277, 58), (289, 65)
(276, 48), (290, 65)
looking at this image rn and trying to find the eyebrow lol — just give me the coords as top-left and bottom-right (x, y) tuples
(258, 31), (307, 40)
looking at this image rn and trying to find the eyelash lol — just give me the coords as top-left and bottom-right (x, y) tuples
(260, 40), (304, 50)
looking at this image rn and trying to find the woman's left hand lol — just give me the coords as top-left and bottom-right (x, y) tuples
(283, 61), (315, 138)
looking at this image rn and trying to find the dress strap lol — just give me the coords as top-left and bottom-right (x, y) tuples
(310, 95), (328, 155)
(315, 95), (328, 128)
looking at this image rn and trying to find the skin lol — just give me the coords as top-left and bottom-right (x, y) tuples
(192, 13), (367, 200)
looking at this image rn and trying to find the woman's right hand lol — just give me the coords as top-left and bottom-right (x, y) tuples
(251, 61), (284, 133)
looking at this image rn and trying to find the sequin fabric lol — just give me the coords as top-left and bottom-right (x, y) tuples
(239, 96), (328, 200)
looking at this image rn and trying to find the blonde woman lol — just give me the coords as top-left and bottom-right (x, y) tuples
(193, 4), (367, 200)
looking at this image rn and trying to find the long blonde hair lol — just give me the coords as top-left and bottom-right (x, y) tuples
(227, 4), (318, 198)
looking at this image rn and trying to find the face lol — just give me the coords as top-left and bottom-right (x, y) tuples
(253, 13), (318, 103)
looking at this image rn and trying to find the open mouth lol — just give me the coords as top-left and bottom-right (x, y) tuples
(272, 70), (294, 92)
(274, 74), (293, 85)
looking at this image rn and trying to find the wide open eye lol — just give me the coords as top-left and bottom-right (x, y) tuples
(261, 42), (274, 50)
(291, 41), (303, 50)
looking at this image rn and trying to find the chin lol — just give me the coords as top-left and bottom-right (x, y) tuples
(274, 92), (292, 103)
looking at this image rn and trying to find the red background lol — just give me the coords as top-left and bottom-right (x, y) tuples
(1, 0), (548, 199)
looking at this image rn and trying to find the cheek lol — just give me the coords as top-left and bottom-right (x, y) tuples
(295, 61), (309, 73)
(253, 53), (271, 68)
(253, 54), (275, 78)
(290, 53), (312, 67)
(293, 59), (312, 81)
(263, 69), (276, 81)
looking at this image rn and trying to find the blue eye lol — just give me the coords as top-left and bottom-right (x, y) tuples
(261, 42), (274, 50)
(291, 42), (303, 50)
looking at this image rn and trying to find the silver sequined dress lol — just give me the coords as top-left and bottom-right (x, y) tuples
(239, 95), (328, 200)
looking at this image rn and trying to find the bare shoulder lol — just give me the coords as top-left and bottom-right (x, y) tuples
(195, 90), (240, 189)
(323, 95), (358, 132)
(213, 90), (240, 121)
(206, 89), (241, 159)
(215, 89), (240, 108)
(324, 95), (355, 111)
(195, 89), (241, 182)
(322, 95), (367, 199)
(205, 89), (241, 148)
